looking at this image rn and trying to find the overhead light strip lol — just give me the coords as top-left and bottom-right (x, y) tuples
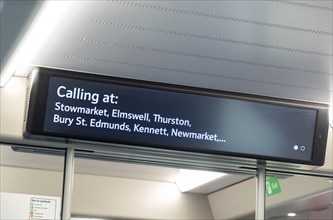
(0, 1), (73, 87)
(176, 169), (226, 192)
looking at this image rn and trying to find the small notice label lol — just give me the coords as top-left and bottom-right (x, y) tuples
(29, 198), (56, 220)
(266, 178), (282, 196)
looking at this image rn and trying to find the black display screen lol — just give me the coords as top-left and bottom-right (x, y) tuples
(25, 68), (329, 165)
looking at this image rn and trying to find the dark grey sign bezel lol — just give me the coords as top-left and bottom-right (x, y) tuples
(24, 67), (329, 165)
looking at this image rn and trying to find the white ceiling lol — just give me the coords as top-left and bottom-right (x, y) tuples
(3, 0), (332, 103)
(0, 144), (251, 194)
(0, 0), (332, 205)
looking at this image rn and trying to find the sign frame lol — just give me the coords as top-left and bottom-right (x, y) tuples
(24, 67), (329, 165)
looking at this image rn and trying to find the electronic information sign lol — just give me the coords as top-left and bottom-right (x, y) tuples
(25, 68), (329, 165)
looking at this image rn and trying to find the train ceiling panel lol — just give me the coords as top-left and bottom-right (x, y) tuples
(4, 0), (330, 103)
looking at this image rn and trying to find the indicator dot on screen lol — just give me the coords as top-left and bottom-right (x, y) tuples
(301, 146), (306, 151)
(293, 145), (298, 150)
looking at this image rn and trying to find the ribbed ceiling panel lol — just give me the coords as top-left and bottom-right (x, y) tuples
(19, 1), (333, 103)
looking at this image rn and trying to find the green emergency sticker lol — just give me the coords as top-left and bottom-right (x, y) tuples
(266, 178), (281, 196)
